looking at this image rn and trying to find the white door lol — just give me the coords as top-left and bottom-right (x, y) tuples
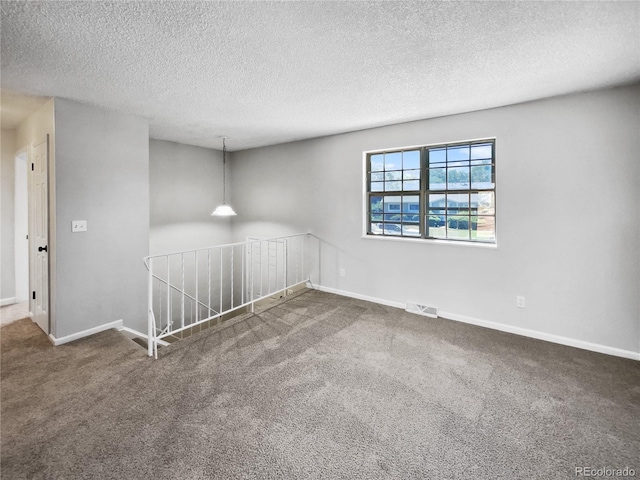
(30, 137), (49, 334)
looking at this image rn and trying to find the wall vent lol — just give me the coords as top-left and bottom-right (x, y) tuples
(406, 302), (438, 318)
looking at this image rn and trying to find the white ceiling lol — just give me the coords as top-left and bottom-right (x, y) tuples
(1, 1), (638, 151)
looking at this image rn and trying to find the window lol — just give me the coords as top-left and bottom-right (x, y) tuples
(366, 139), (496, 243)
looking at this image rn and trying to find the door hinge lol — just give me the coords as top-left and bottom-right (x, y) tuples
(26, 234), (28, 240)
(32, 291), (36, 300)
(31, 163), (34, 171)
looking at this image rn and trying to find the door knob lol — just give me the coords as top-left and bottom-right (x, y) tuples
(38, 245), (48, 252)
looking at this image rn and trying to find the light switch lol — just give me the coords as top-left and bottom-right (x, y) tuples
(72, 220), (87, 232)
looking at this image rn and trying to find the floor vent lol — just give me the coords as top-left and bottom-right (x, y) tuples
(406, 302), (438, 318)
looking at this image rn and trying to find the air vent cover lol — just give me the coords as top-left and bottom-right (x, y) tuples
(406, 302), (438, 318)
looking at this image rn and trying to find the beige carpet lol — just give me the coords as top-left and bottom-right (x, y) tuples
(1, 290), (639, 479)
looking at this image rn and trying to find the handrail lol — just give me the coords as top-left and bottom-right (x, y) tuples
(144, 232), (316, 263)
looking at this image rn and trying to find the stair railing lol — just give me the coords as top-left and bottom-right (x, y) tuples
(144, 233), (319, 358)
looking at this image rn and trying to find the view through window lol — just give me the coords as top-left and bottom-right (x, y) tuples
(366, 139), (496, 243)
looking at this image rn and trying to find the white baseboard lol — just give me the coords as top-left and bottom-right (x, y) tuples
(439, 310), (640, 361)
(1, 297), (17, 307)
(49, 319), (123, 346)
(312, 285), (640, 361)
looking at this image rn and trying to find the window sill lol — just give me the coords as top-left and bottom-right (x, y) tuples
(361, 234), (498, 249)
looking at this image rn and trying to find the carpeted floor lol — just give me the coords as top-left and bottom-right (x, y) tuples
(1, 290), (639, 479)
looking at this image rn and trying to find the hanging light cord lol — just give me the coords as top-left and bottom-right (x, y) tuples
(211, 136), (236, 216)
(222, 137), (227, 204)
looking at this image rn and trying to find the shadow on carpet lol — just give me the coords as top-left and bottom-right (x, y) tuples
(2, 290), (639, 479)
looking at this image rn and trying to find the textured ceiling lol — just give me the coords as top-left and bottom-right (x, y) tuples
(1, 1), (639, 151)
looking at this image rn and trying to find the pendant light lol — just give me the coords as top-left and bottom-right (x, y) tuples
(211, 137), (237, 216)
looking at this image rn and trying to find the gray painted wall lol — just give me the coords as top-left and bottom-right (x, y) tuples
(54, 98), (149, 336)
(230, 85), (640, 355)
(149, 139), (230, 254)
(1, 129), (16, 301)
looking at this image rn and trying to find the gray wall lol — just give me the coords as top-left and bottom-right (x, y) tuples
(1, 129), (16, 302)
(54, 98), (149, 336)
(149, 139), (230, 254)
(230, 85), (640, 355)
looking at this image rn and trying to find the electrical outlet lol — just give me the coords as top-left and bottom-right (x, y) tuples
(340, 268), (346, 278)
(516, 296), (525, 309)
(72, 220), (87, 232)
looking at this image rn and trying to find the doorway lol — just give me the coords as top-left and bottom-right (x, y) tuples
(14, 149), (28, 303)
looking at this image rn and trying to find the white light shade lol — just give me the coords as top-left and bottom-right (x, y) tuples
(211, 204), (237, 216)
